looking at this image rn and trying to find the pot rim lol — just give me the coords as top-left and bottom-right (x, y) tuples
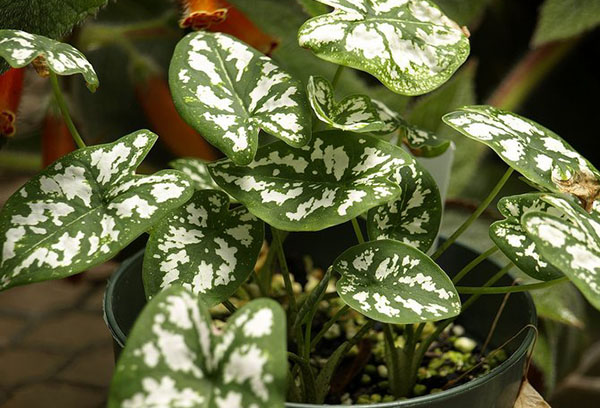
(103, 244), (537, 407)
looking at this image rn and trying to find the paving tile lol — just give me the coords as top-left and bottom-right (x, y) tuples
(57, 343), (114, 387)
(22, 311), (112, 348)
(0, 350), (60, 387)
(2, 383), (105, 408)
(0, 280), (92, 315)
(0, 317), (26, 348)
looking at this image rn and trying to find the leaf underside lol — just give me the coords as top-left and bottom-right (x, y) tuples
(0, 130), (193, 290)
(109, 286), (287, 408)
(298, 0), (470, 95)
(143, 190), (264, 306)
(333, 239), (460, 324)
(0, 29), (99, 90)
(209, 130), (412, 232)
(169, 30), (312, 165)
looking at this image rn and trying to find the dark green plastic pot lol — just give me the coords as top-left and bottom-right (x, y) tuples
(104, 223), (536, 407)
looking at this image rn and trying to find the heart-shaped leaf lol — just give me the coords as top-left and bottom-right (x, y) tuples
(443, 105), (600, 210)
(143, 190), (264, 305)
(0, 130), (193, 290)
(523, 197), (600, 310)
(367, 156), (442, 252)
(298, 0), (470, 95)
(109, 286), (287, 408)
(333, 239), (460, 324)
(372, 100), (451, 157)
(209, 130), (411, 231)
(307, 75), (386, 132)
(0, 29), (98, 91)
(169, 30), (312, 165)
(490, 193), (564, 281)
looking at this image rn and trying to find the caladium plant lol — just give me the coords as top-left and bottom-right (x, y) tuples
(0, 1), (598, 406)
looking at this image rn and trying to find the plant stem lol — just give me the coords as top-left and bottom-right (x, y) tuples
(272, 228), (298, 316)
(452, 246), (498, 284)
(432, 167), (514, 260)
(351, 217), (365, 244)
(222, 300), (237, 313)
(457, 276), (569, 295)
(460, 262), (513, 312)
(331, 65), (345, 90)
(384, 324), (403, 398)
(49, 72), (86, 149)
(311, 305), (350, 349)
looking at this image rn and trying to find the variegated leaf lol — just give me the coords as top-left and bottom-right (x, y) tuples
(367, 155), (442, 252)
(0, 130), (193, 290)
(169, 31), (312, 166)
(209, 130), (411, 232)
(307, 75), (386, 132)
(333, 239), (460, 323)
(523, 197), (600, 310)
(0, 29), (98, 91)
(372, 100), (451, 157)
(170, 158), (226, 192)
(443, 105), (600, 210)
(490, 193), (563, 281)
(143, 190), (264, 305)
(298, 0), (470, 95)
(109, 286), (287, 408)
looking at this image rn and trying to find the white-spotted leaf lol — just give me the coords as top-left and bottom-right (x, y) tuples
(490, 193), (563, 281)
(372, 100), (451, 157)
(367, 155), (442, 252)
(298, 0), (470, 95)
(170, 158), (229, 193)
(109, 286), (287, 408)
(209, 130), (412, 232)
(169, 31), (312, 165)
(143, 190), (264, 305)
(0, 130), (193, 291)
(523, 197), (600, 310)
(0, 29), (98, 91)
(333, 239), (460, 324)
(443, 105), (600, 210)
(307, 75), (387, 132)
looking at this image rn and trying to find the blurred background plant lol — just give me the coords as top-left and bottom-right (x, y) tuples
(1, 0), (599, 405)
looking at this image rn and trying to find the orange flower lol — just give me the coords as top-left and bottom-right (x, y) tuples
(179, 0), (278, 55)
(41, 107), (76, 167)
(135, 74), (220, 160)
(0, 68), (25, 139)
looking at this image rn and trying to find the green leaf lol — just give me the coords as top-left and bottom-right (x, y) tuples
(307, 75), (387, 132)
(523, 197), (600, 310)
(0, 29), (99, 91)
(532, 0), (600, 46)
(434, 0), (491, 26)
(490, 193), (563, 281)
(143, 190), (264, 305)
(298, 0), (331, 16)
(0, 0), (106, 40)
(333, 239), (460, 324)
(169, 31), (312, 166)
(209, 130), (410, 232)
(367, 155), (442, 252)
(532, 281), (585, 328)
(443, 105), (600, 208)
(298, 0), (470, 95)
(0, 130), (193, 291)
(109, 286), (287, 408)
